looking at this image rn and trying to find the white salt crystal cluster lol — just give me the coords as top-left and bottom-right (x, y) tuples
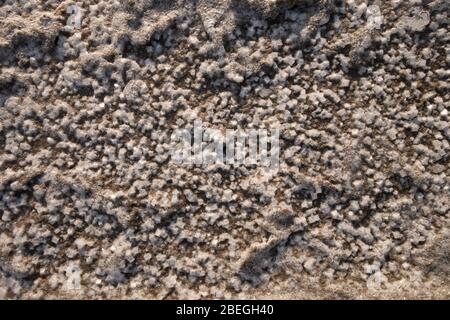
(0, 0), (448, 299)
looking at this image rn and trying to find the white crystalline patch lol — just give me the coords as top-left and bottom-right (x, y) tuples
(367, 271), (388, 290)
(67, 5), (84, 29)
(399, 9), (430, 32)
(366, 5), (383, 30)
(63, 262), (81, 291)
